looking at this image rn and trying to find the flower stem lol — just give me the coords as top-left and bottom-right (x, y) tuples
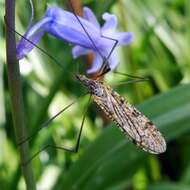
(5, 0), (36, 189)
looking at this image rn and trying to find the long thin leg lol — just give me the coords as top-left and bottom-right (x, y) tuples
(17, 101), (76, 146)
(100, 35), (119, 65)
(21, 144), (75, 166)
(17, 90), (89, 146)
(99, 35), (150, 81)
(97, 35), (119, 77)
(71, 95), (91, 152)
(99, 35), (150, 83)
(21, 95), (92, 166)
(68, 0), (104, 59)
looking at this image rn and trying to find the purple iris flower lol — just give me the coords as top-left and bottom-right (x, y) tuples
(17, 6), (133, 74)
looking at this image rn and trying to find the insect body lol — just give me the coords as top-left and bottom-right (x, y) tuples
(76, 74), (166, 154)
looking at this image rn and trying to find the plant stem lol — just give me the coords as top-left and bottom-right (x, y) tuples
(5, 0), (36, 189)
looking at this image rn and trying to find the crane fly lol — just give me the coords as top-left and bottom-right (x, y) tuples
(7, 0), (167, 165)
(76, 74), (166, 154)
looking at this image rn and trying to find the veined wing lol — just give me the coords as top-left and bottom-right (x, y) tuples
(92, 82), (166, 154)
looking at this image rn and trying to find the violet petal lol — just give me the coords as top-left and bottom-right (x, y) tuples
(16, 17), (51, 59)
(108, 51), (118, 71)
(116, 32), (133, 45)
(102, 13), (117, 33)
(83, 7), (100, 29)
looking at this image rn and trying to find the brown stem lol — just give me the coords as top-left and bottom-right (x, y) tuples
(5, 0), (36, 189)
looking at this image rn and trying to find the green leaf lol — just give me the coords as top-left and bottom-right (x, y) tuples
(148, 182), (190, 190)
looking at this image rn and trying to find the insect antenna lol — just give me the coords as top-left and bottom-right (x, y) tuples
(113, 71), (148, 80)
(111, 71), (150, 87)
(112, 78), (150, 88)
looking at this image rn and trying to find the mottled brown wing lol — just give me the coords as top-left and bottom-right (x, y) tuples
(92, 82), (166, 154)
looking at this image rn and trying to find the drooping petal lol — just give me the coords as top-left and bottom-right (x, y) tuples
(87, 53), (102, 74)
(83, 7), (100, 29)
(101, 13), (117, 33)
(72, 45), (91, 58)
(16, 30), (45, 59)
(16, 17), (51, 59)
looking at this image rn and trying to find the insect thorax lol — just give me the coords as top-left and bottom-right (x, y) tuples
(75, 74), (106, 98)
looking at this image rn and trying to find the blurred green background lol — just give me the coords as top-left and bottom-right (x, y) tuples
(1, 0), (190, 189)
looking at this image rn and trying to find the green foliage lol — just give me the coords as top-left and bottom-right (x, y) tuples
(1, 0), (190, 189)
